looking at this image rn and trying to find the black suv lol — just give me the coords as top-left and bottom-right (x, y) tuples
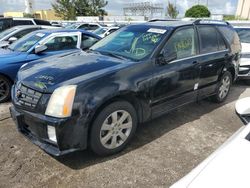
(0, 17), (51, 32)
(10, 20), (241, 156)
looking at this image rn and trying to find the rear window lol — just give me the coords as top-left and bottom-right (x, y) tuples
(34, 19), (51, 26)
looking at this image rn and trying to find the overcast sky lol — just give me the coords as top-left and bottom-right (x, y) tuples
(0, 0), (238, 16)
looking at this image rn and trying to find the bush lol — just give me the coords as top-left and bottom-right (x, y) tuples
(185, 5), (211, 18)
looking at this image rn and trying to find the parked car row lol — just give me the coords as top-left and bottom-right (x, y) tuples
(6, 19), (243, 157)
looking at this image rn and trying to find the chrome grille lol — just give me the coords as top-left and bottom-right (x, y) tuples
(16, 84), (42, 108)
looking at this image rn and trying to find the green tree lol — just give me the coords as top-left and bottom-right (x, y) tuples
(166, 1), (179, 19)
(185, 5), (211, 18)
(52, 0), (76, 20)
(52, 0), (108, 20)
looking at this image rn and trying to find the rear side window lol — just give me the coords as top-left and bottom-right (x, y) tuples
(13, 20), (34, 26)
(198, 26), (227, 54)
(217, 26), (241, 53)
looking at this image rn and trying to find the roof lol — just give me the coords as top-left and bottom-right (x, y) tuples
(141, 21), (194, 29)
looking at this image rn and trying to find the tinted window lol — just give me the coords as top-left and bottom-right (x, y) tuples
(0, 19), (12, 31)
(235, 28), (250, 43)
(11, 28), (39, 40)
(13, 20), (34, 26)
(81, 34), (99, 49)
(218, 26), (241, 53)
(44, 35), (78, 52)
(198, 26), (219, 53)
(78, 24), (89, 30)
(89, 24), (99, 30)
(164, 27), (197, 59)
(34, 19), (51, 26)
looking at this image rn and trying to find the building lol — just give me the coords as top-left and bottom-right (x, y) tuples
(3, 10), (62, 21)
(236, 0), (250, 19)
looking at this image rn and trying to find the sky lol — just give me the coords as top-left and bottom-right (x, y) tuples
(0, 0), (238, 17)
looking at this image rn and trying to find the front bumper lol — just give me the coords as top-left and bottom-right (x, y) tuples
(10, 105), (88, 156)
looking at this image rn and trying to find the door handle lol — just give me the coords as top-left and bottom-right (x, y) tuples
(192, 61), (199, 64)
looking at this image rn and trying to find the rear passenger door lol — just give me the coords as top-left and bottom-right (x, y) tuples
(196, 25), (229, 97)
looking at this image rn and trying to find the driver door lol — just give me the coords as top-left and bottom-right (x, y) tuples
(150, 26), (201, 118)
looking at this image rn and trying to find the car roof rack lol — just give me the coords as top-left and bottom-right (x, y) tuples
(148, 19), (179, 22)
(193, 19), (230, 26)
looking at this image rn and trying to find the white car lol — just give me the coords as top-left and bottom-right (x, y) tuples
(0, 25), (58, 48)
(234, 26), (250, 84)
(93, 26), (119, 38)
(171, 97), (250, 188)
(66, 23), (106, 32)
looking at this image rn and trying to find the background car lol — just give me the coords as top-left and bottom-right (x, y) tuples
(66, 22), (106, 32)
(0, 17), (51, 32)
(170, 97), (250, 188)
(0, 25), (58, 48)
(93, 26), (120, 38)
(0, 29), (101, 103)
(234, 26), (250, 84)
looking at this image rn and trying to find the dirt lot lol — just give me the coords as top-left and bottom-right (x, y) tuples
(0, 83), (249, 188)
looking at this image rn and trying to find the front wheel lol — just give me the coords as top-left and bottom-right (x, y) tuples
(211, 71), (232, 103)
(0, 75), (12, 103)
(90, 101), (138, 156)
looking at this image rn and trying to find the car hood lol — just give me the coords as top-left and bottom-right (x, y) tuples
(18, 51), (132, 93)
(0, 48), (23, 58)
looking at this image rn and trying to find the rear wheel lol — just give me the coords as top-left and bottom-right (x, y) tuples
(90, 101), (137, 156)
(0, 75), (11, 103)
(211, 71), (232, 103)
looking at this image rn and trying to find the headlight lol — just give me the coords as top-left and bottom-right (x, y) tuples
(45, 85), (77, 118)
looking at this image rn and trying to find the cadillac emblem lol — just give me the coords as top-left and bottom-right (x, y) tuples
(16, 89), (22, 99)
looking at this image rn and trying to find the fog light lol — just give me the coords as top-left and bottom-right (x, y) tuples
(47, 125), (57, 143)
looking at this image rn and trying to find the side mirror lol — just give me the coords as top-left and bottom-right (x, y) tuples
(8, 37), (17, 43)
(35, 44), (48, 54)
(235, 97), (250, 125)
(157, 50), (177, 65)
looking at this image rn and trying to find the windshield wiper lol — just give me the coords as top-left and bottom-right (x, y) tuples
(98, 51), (127, 60)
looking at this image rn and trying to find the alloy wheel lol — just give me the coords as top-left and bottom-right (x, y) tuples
(218, 75), (231, 100)
(100, 110), (133, 149)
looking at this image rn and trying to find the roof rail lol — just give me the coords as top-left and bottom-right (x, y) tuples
(193, 19), (230, 26)
(148, 19), (179, 22)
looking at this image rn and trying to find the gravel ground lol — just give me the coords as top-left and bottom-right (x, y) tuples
(0, 83), (249, 188)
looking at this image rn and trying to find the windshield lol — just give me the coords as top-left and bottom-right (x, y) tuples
(0, 27), (18, 40)
(8, 32), (46, 52)
(93, 28), (107, 35)
(90, 26), (167, 61)
(236, 28), (250, 43)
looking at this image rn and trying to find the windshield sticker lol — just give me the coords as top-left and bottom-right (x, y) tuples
(142, 33), (161, 43)
(147, 28), (167, 34)
(36, 33), (45, 37)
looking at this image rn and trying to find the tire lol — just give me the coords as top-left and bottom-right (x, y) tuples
(211, 71), (232, 103)
(90, 101), (138, 156)
(0, 75), (12, 103)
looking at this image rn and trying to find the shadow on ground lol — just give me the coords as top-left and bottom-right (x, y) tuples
(55, 82), (247, 170)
